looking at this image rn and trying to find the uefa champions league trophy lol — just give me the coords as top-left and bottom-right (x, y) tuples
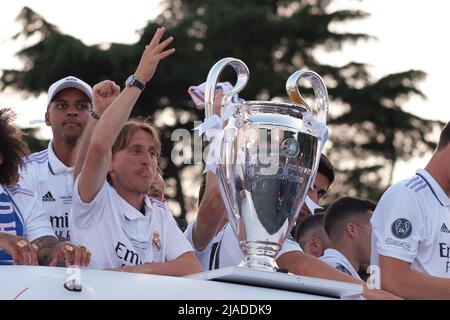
(202, 57), (329, 272)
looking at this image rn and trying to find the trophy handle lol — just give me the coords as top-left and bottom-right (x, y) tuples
(286, 70), (329, 194)
(204, 58), (249, 236)
(204, 57), (250, 118)
(285, 70), (329, 126)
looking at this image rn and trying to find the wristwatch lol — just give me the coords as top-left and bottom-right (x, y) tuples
(125, 75), (145, 91)
(89, 110), (100, 120)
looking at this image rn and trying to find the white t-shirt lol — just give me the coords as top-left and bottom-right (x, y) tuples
(0, 183), (55, 265)
(320, 248), (361, 280)
(184, 220), (302, 271)
(20, 141), (74, 240)
(371, 169), (450, 277)
(70, 178), (194, 270)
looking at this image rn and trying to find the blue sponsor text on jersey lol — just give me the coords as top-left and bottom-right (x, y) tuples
(0, 192), (24, 264)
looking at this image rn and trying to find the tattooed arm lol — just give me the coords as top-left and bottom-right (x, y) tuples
(32, 235), (58, 266)
(32, 236), (90, 267)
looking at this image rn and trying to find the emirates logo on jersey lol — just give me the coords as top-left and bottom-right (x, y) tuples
(152, 231), (161, 252)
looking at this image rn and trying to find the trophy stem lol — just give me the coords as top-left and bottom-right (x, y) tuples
(239, 241), (281, 271)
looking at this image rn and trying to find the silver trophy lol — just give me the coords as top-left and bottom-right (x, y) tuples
(204, 57), (329, 271)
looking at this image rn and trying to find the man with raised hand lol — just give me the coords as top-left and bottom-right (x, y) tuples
(70, 27), (201, 276)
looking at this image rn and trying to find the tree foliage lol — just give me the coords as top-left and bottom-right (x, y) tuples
(1, 1), (443, 221)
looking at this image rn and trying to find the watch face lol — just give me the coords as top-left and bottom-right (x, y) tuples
(125, 75), (145, 91)
(126, 75), (135, 85)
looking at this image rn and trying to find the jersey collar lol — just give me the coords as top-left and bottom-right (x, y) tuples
(48, 140), (73, 175)
(416, 169), (450, 207)
(323, 248), (359, 276)
(123, 195), (154, 221)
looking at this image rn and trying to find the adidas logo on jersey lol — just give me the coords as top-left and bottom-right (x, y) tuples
(441, 223), (450, 234)
(42, 191), (56, 202)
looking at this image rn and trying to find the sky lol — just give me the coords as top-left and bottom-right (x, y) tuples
(0, 0), (449, 182)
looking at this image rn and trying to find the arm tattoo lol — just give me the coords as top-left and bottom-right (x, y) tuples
(32, 236), (58, 266)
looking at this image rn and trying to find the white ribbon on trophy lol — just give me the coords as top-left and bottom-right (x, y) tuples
(189, 81), (242, 173)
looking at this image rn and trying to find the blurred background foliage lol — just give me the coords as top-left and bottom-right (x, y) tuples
(1, 0), (443, 224)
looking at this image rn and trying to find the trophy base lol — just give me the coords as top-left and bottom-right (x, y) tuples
(240, 241), (280, 271)
(186, 266), (363, 299)
(238, 255), (279, 271)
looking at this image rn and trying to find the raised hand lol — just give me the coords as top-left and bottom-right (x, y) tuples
(134, 27), (175, 84)
(92, 80), (121, 116)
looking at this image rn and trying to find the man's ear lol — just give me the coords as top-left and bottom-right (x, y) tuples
(305, 236), (316, 253)
(345, 223), (357, 240)
(108, 157), (115, 175)
(307, 236), (323, 258)
(45, 110), (51, 126)
(310, 237), (319, 251)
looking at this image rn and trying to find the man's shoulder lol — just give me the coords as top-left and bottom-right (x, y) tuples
(372, 175), (430, 228)
(381, 175), (426, 201)
(148, 197), (169, 211)
(147, 197), (174, 220)
(282, 236), (302, 250)
(320, 248), (342, 260)
(5, 184), (36, 198)
(23, 149), (49, 166)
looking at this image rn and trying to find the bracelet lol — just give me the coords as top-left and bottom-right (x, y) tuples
(90, 110), (100, 120)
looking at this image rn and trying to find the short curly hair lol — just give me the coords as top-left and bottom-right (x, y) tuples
(0, 109), (29, 186)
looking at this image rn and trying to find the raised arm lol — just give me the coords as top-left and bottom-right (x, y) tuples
(74, 80), (120, 180)
(192, 172), (228, 251)
(77, 27), (175, 203)
(191, 91), (227, 251)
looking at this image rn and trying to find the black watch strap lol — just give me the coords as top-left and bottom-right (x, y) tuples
(90, 110), (100, 120)
(126, 75), (145, 91)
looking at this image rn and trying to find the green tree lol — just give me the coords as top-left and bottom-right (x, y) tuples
(1, 1), (443, 222)
(21, 127), (49, 154)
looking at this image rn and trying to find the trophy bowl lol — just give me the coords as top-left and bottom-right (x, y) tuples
(203, 58), (329, 271)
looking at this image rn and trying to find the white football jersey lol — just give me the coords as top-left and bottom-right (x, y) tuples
(371, 169), (450, 277)
(320, 248), (361, 280)
(0, 183), (55, 265)
(184, 220), (302, 271)
(70, 178), (194, 270)
(19, 141), (74, 240)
